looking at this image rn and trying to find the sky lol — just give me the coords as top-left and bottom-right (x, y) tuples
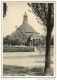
(3, 2), (54, 37)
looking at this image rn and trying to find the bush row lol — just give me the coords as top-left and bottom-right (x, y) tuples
(3, 46), (34, 52)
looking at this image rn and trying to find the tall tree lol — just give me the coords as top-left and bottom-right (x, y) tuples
(3, 3), (7, 18)
(28, 3), (54, 75)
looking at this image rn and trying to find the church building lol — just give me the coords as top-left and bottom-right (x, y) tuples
(10, 12), (41, 46)
(17, 12), (41, 46)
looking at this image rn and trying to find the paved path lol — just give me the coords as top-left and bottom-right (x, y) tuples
(3, 52), (54, 68)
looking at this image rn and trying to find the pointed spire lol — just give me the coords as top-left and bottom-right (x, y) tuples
(24, 11), (27, 16)
(23, 12), (28, 23)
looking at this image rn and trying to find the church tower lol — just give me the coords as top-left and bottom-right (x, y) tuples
(23, 12), (28, 23)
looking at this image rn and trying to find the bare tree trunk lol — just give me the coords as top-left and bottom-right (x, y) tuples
(44, 3), (53, 75)
(44, 32), (51, 75)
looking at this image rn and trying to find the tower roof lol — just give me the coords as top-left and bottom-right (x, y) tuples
(24, 11), (27, 16)
(23, 12), (28, 23)
(17, 12), (38, 33)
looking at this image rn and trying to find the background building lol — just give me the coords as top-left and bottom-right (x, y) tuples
(16, 12), (41, 46)
(3, 12), (46, 46)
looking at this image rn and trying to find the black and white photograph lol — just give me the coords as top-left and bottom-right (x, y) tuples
(2, 1), (56, 77)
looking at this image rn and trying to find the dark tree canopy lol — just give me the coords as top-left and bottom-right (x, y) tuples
(3, 3), (7, 18)
(28, 3), (54, 32)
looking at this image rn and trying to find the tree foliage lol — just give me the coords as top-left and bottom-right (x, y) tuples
(28, 3), (54, 31)
(3, 3), (7, 18)
(3, 31), (28, 45)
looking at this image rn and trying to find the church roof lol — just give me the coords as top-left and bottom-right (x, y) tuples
(17, 12), (38, 33)
(17, 23), (38, 33)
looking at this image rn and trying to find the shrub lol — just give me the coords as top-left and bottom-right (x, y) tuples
(3, 46), (34, 52)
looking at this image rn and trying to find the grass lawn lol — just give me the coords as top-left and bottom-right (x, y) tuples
(3, 46), (54, 76)
(3, 65), (53, 76)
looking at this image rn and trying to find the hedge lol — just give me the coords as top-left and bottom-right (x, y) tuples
(3, 46), (34, 52)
